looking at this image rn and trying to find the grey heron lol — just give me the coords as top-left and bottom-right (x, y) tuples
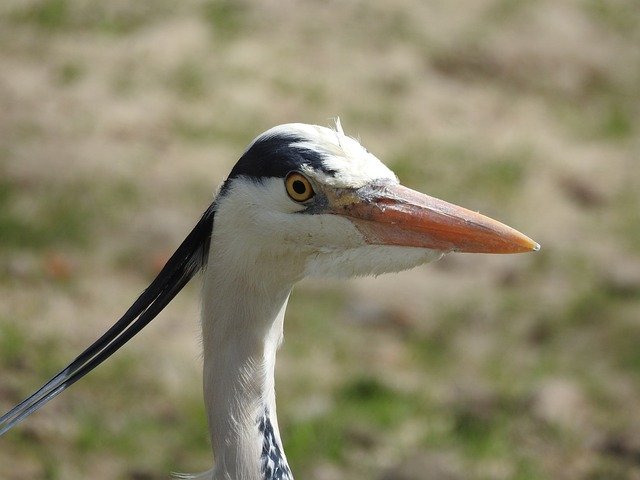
(0, 122), (539, 480)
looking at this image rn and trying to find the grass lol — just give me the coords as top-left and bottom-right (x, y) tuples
(13, 0), (69, 31)
(0, 322), (210, 478)
(607, 181), (640, 251)
(201, 0), (247, 41)
(284, 375), (423, 472)
(388, 137), (531, 205)
(1, 0), (639, 478)
(169, 61), (207, 100)
(553, 94), (637, 141)
(284, 286), (348, 351)
(0, 322), (27, 370)
(172, 116), (256, 148)
(9, 0), (172, 34)
(0, 184), (90, 251)
(338, 377), (417, 428)
(0, 175), (137, 253)
(271, 76), (329, 108)
(584, 0), (640, 35)
(55, 62), (85, 87)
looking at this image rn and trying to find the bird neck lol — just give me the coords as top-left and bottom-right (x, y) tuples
(201, 250), (297, 480)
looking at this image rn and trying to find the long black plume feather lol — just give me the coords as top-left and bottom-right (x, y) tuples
(0, 203), (216, 436)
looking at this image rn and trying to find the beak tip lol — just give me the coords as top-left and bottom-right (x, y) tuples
(516, 236), (540, 254)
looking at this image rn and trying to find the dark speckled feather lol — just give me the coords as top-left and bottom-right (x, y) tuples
(258, 407), (293, 480)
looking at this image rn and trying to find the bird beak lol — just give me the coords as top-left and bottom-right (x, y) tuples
(331, 183), (539, 254)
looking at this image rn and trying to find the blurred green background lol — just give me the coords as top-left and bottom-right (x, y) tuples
(0, 0), (639, 479)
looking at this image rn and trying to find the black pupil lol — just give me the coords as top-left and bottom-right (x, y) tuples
(292, 180), (306, 195)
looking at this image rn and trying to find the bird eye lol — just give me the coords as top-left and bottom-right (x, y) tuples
(285, 172), (314, 202)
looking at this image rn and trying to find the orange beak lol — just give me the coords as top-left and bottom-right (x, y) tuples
(331, 183), (539, 254)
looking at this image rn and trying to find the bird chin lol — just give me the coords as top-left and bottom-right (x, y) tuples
(303, 245), (444, 278)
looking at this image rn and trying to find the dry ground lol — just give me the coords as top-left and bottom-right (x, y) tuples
(0, 0), (639, 479)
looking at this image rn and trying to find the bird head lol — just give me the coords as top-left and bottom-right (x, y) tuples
(211, 122), (538, 280)
(0, 121), (539, 436)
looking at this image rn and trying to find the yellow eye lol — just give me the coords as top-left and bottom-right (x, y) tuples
(285, 172), (314, 202)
